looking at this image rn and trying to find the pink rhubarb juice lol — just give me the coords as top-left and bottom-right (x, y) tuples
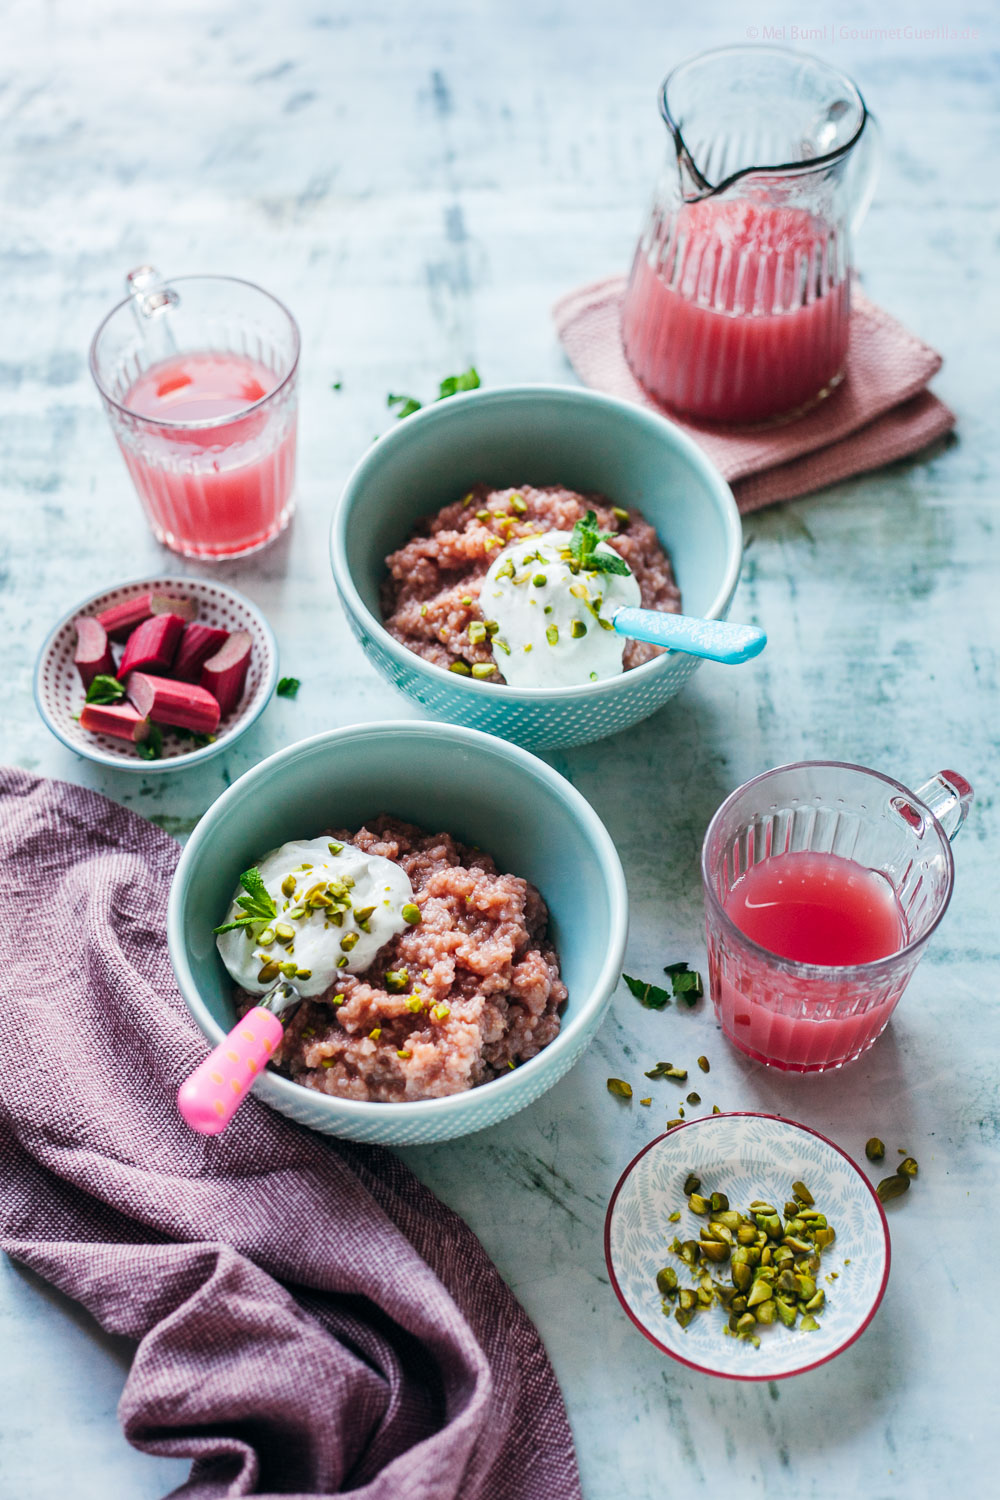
(712, 851), (907, 1072)
(622, 200), (850, 425)
(119, 351), (297, 558)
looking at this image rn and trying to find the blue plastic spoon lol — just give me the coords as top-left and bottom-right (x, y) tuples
(611, 607), (766, 665)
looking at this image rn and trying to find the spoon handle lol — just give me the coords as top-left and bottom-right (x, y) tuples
(612, 607), (766, 664)
(177, 1007), (284, 1134)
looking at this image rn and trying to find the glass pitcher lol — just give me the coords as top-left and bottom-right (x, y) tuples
(621, 46), (879, 426)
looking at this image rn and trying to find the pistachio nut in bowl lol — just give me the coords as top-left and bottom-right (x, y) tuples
(330, 384), (745, 749)
(167, 721), (628, 1146)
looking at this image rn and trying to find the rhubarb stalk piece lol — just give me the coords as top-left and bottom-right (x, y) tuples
(127, 673), (221, 736)
(79, 702), (151, 743)
(73, 617), (114, 689)
(97, 592), (198, 641)
(118, 613), (186, 679)
(172, 624), (230, 682)
(199, 631), (252, 717)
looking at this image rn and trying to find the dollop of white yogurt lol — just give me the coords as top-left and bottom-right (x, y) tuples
(482, 529), (640, 689)
(216, 836), (415, 998)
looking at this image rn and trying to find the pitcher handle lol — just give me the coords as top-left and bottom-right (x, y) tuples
(849, 112), (881, 237)
(913, 770), (974, 843)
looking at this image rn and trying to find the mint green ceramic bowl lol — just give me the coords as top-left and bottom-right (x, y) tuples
(167, 721), (628, 1145)
(330, 385), (743, 749)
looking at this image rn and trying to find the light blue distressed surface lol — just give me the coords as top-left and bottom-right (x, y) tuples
(0, 0), (996, 1496)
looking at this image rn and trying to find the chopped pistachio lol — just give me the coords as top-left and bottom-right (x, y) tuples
(697, 1055), (710, 1073)
(449, 661), (471, 675)
(876, 1173), (910, 1202)
(570, 619), (587, 639)
(471, 663), (494, 679)
(546, 624), (559, 646)
(401, 903), (421, 925)
(899, 1156), (919, 1178)
(606, 1077), (633, 1100)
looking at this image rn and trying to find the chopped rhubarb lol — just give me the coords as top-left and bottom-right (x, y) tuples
(199, 631), (252, 717)
(97, 592), (198, 642)
(79, 702), (151, 743)
(73, 616), (114, 689)
(172, 623), (230, 682)
(127, 673), (221, 736)
(118, 613), (186, 679)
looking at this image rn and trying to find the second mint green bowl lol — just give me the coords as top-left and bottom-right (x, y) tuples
(167, 721), (628, 1145)
(331, 384), (743, 749)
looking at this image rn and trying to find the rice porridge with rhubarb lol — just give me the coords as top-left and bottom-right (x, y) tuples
(215, 815), (566, 1102)
(381, 484), (681, 687)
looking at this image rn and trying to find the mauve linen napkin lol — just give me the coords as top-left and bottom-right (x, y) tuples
(0, 768), (582, 1500)
(553, 276), (956, 511)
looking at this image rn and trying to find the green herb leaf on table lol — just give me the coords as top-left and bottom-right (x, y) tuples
(664, 962), (704, 1005)
(436, 367), (480, 400)
(135, 724), (163, 761)
(623, 972), (672, 1010)
(276, 677), (301, 699)
(672, 970), (704, 1003)
(387, 369), (481, 424)
(387, 393), (423, 419)
(85, 674), (126, 705)
(568, 510), (631, 576)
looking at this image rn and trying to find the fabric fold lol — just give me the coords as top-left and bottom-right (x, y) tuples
(0, 768), (581, 1500)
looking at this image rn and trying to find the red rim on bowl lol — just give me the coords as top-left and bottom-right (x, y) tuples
(603, 1111), (891, 1381)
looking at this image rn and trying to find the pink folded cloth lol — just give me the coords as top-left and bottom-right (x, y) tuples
(553, 276), (956, 512)
(0, 769), (581, 1500)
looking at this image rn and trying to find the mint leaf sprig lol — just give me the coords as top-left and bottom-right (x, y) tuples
(85, 674), (126, 705)
(568, 511), (631, 576)
(212, 867), (278, 936)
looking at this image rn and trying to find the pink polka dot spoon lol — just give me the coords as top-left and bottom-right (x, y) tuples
(177, 980), (301, 1134)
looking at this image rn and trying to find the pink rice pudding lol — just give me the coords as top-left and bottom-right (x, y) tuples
(235, 815), (566, 1103)
(381, 483), (681, 680)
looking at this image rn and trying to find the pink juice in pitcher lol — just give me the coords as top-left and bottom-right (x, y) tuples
(118, 351), (297, 559)
(712, 851), (907, 1071)
(621, 200), (851, 425)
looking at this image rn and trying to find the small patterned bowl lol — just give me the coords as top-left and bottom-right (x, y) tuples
(34, 574), (278, 773)
(167, 721), (629, 1145)
(605, 1113), (890, 1381)
(330, 384), (743, 749)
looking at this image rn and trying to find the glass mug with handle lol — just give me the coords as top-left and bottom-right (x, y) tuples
(701, 762), (973, 1073)
(90, 267), (300, 559)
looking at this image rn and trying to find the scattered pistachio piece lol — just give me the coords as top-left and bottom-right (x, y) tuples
(865, 1137), (886, 1162)
(401, 903), (421, 925)
(697, 1055), (710, 1073)
(607, 1078), (633, 1100)
(876, 1173), (910, 1203)
(899, 1156), (919, 1178)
